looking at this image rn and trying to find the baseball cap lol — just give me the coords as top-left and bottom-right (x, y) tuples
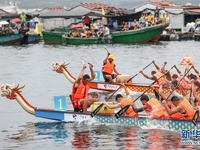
(108, 55), (115, 60)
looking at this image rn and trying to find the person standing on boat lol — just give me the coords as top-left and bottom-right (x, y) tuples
(71, 63), (97, 113)
(20, 12), (27, 29)
(103, 84), (138, 117)
(102, 52), (121, 83)
(132, 94), (170, 119)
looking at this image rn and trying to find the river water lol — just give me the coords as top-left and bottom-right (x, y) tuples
(0, 41), (200, 150)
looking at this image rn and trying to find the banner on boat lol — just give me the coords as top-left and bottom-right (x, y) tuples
(98, 83), (120, 90)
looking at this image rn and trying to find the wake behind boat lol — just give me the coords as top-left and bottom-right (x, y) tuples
(1, 83), (199, 132)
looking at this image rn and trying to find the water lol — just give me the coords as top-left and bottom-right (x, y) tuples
(0, 41), (200, 149)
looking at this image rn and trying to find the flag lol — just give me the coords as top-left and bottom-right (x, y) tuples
(102, 7), (105, 16)
(180, 55), (194, 66)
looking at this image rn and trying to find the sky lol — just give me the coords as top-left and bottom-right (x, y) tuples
(2, 0), (200, 9)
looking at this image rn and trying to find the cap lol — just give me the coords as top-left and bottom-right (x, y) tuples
(108, 55), (115, 60)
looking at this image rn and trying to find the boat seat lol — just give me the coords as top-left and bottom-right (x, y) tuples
(69, 94), (83, 113)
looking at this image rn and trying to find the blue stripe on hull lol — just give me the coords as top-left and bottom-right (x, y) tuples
(35, 110), (64, 121)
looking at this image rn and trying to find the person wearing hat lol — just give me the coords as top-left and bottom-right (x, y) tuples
(101, 52), (120, 83)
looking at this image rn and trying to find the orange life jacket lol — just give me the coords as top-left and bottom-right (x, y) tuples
(71, 80), (89, 109)
(102, 60), (114, 74)
(120, 97), (138, 117)
(144, 98), (169, 118)
(178, 99), (195, 120)
(177, 76), (191, 90)
(154, 72), (166, 85)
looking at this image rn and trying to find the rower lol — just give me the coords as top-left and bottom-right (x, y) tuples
(139, 60), (167, 87)
(162, 95), (195, 120)
(103, 84), (138, 117)
(102, 51), (121, 83)
(158, 84), (184, 119)
(71, 63), (98, 113)
(132, 94), (170, 119)
(173, 65), (191, 97)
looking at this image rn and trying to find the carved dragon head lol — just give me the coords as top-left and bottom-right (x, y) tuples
(52, 61), (70, 73)
(1, 83), (25, 99)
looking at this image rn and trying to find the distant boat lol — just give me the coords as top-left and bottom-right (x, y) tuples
(42, 31), (64, 44)
(62, 36), (104, 45)
(0, 32), (23, 44)
(111, 23), (169, 43)
(42, 23), (169, 45)
(20, 33), (40, 44)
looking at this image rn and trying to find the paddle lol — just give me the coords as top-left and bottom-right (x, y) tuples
(81, 57), (93, 67)
(192, 110), (199, 126)
(115, 65), (175, 119)
(104, 47), (109, 53)
(90, 61), (154, 117)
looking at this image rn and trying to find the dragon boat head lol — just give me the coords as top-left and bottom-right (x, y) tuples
(1, 83), (25, 99)
(52, 61), (70, 73)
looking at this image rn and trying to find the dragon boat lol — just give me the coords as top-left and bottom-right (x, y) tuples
(1, 83), (199, 132)
(52, 61), (195, 95)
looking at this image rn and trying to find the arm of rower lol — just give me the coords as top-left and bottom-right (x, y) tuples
(113, 67), (120, 75)
(161, 61), (167, 74)
(123, 85), (130, 96)
(103, 52), (110, 64)
(75, 64), (86, 83)
(153, 60), (160, 71)
(192, 65), (200, 77)
(132, 105), (148, 113)
(103, 102), (121, 109)
(174, 65), (183, 75)
(140, 71), (153, 80)
(88, 64), (95, 81)
(163, 101), (181, 114)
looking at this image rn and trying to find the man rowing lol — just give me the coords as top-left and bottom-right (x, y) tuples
(103, 84), (138, 117)
(102, 51), (121, 83)
(71, 63), (98, 113)
(132, 93), (170, 119)
(139, 60), (167, 87)
(162, 95), (195, 120)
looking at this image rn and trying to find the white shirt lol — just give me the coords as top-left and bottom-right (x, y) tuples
(104, 27), (110, 35)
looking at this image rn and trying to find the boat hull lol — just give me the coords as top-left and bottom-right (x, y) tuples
(42, 31), (64, 44)
(63, 36), (104, 45)
(0, 33), (23, 44)
(111, 24), (164, 44)
(35, 109), (199, 132)
(20, 34), (40, 44)
(87, 81), (191, 95)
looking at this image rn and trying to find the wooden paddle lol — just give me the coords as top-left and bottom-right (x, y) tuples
(90, 61), (154, 117)
(81, 57), (93, 67)
(115, 65), (175, 119)
(104, 47), (109, 53)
